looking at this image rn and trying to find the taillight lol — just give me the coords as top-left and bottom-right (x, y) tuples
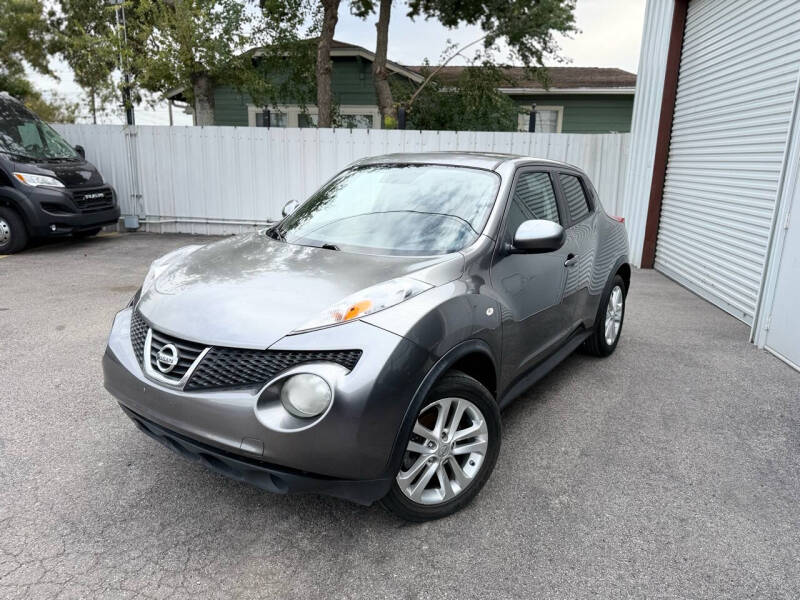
(610, 215), (625, 223)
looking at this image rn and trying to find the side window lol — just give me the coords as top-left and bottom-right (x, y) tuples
(505, 171), (560, 240)
(558, 173), (591, 222)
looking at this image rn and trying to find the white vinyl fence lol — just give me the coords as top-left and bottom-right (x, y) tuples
(53, 124), (631, 235)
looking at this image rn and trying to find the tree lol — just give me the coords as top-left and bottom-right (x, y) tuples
(53, 0), (118, 123)
(0, 0), (54, 99)
(371, 0), (577, 127)
(313, 0), (371, 127)
(130, 0), (256, 125)
(391, 54), (520, 131)
(316, 0), (339, 127)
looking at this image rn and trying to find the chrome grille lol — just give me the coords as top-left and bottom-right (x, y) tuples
(148, 329), (206, 382)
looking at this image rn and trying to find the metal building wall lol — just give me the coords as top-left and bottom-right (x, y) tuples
(654, 0), (800, 324)
(620, 0), (676, 266)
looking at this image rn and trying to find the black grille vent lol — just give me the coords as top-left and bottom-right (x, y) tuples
(148, 329), (206, 381)
(130, 309), (148, 365)
(72, 188), (114, 213)
(128, 309), (361, 391)
(185, 347), (362, 391)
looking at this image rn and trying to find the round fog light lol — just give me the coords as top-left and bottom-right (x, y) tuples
(280, 374), (332, 418)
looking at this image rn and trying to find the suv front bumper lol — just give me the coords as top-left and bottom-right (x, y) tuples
(103, 308), (431, 504)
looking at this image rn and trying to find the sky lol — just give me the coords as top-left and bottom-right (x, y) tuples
(28, 0), (646, 125)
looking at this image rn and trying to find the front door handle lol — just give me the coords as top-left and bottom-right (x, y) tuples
(564, 254), (578, 268)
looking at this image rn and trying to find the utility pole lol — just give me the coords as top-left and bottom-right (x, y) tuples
(109, 0), (135, 126)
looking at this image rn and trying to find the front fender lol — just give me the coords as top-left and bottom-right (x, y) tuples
(382, 338), (498, 481)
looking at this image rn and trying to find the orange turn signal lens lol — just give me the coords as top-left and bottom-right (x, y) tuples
(343, 300), (372, 321)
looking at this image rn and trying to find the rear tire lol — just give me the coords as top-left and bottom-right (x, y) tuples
(73, 227), (102, 238)
(0, 206), (28, 254)
(381, 371), (501, 522)
(584, 274), (626, 357)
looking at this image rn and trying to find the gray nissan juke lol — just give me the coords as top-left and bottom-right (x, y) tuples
(103, 152), (630, 521)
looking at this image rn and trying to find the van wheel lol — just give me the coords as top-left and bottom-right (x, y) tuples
(0, 207), (28, 254)
(381, 371), (501, 522)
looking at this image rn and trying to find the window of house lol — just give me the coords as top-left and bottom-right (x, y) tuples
(558, 173), (591, 222)
(339, 114), (374, 129)
(298, 113), (318, 128)
(517, 107), (562, 133)
(255, 110), (288, 128)
(505, 172), (559, 240)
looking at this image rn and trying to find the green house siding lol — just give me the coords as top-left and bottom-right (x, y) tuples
(210, 61), (633, 132)
(512, 94), (634, 133)
(214, 86), (250, 126)
(213, 57), (380, 126)
(330, 57), (378, 105)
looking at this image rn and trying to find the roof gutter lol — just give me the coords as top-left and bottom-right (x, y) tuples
(498, 87), (636, 95)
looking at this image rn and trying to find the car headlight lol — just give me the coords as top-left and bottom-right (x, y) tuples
(141, 245), (204, 295)
(13, 172), (64, 188)
(294, 277), (432, 332)
(280, 373), (332, 418)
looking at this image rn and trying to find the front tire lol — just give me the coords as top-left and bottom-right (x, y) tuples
(584, 274), (627, 357)
(381, 371), (501, 522)
(0, 206), (28, 254)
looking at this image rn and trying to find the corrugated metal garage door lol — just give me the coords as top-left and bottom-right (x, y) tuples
(655, 0), (800, 323)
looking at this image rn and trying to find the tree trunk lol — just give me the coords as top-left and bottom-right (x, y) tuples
(317, 0), (340, 128)
(192, 73), (215, 126)
(373, 0), (395, 128)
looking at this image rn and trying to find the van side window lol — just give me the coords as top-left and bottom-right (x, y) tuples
(505, 171), (559, 241)
(559, 174), (591, 222)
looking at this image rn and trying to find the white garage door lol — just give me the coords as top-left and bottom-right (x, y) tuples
(655, 0), (800, 324)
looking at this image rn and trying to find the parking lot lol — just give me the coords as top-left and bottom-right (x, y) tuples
(1, 232), (799, 599)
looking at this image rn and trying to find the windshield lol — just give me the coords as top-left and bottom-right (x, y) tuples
(275, 164), (500, 256)
(0, 99), (80, 161)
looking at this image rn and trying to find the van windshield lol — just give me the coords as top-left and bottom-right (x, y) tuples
(273, 164), (501, 256)
(0, 99), (80, 161)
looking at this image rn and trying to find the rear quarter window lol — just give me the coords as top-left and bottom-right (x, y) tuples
(559, 173), (592, 223)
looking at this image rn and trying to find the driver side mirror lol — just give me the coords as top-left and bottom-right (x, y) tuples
(510, 219), (565, 253)
(74, 145), (86, 159)
(282, 199), (299, 217)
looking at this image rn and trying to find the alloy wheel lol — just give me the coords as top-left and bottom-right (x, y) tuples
(604, 285), (624, 345)
(0, 218), (10, 247)
(396, 397), (489, 505)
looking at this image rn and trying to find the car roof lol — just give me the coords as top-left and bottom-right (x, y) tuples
(354, 151), (580, 172)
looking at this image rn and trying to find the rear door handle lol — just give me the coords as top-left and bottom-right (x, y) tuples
(564, 254), (578, 268)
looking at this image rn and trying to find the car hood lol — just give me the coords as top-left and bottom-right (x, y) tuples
(13, 158), (103, 187)
(137, 233), (464, 349)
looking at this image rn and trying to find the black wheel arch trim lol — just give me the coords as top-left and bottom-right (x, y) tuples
(384, 339), (498, 481)
(0, 186), (37, 231)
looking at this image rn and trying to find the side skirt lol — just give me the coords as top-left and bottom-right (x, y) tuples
(498, 329), (592, 410)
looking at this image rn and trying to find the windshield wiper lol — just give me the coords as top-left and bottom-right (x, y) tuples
(266, 225), (285, 241)
(320, 243), (340, 251)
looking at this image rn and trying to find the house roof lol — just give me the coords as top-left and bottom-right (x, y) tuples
(165, 41), (635, 101)
(406, 66), (637, 94)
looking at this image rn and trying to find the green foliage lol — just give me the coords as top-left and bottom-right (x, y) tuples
(52, 0), (119, 119)
(0, 0), (54, 78)
(406, 0), (577, 68)
(393, 58), (521, 131)
(0, 0), (56, 106)
(130, 0), (254, 103)
(24, 92), (80, 123)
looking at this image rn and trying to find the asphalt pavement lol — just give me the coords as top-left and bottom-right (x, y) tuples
(1, 232), (799, 599)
